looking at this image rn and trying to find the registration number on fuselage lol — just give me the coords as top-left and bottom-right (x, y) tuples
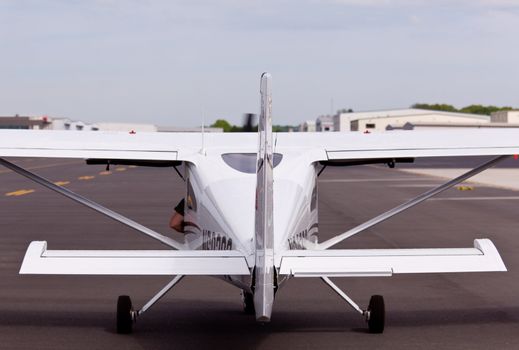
(202, 229), (233, 250)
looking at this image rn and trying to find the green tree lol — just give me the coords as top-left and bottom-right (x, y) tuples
(273, 125), (298, 132)
(459, 105), (513, 115)
(411, 103), (515, 115)
(412, 103), (458, 112)
(211, 119), (233, 132)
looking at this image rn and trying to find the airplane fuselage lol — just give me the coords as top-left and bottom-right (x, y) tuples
(182, 149), (319, 291)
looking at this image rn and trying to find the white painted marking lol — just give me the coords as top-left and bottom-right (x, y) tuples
(319, 177), (433, 183)
(390, 184), (445, 188)
(399, 168), (519, 191)
(430, 196), (519, 201)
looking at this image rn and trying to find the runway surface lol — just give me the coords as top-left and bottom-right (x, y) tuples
(1, 156), (519, 349)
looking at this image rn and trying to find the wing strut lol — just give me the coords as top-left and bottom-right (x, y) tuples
(0, 158), (185, 250)
(318, 155), (509, 250)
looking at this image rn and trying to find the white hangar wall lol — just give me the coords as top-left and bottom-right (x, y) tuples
(334, 109), (490, 132)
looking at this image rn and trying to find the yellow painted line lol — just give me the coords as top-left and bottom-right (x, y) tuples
(128, 165), (137, 168)
(5, 189), (35, 197)
(78, 176), (95, 181)
(99, 171), (112, 176)
(53, 181), (70, 186)
(115, 167), (126, 172)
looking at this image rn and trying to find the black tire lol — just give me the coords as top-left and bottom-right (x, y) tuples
(242, 290), (255, 315)
(117, 295), (133, 334)
(367, 295), (385, 334)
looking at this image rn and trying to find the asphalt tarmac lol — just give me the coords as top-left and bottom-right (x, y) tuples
(1, 156), (519, 349)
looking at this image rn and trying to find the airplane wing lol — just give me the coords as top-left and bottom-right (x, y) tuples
(1, 129), (518, 162)
(275, 129), (519, 161)
(0, 129), (255, 161)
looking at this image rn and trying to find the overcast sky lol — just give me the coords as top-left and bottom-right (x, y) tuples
(1, 0), (518, 127)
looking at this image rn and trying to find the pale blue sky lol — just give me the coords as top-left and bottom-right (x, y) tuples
(1, 0), (518, 126)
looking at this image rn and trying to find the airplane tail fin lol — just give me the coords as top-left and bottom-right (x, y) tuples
(253, 73), (275, 322)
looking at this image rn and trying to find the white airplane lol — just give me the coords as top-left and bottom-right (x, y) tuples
(0, 73), (516, 334)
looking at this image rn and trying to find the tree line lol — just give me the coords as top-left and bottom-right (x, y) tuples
(411, 103), (515, 115)
(210, 119), (296, 132)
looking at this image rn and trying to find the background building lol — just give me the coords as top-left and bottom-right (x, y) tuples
(316, 115), (334, 132)
(491, 110), (519, 124)
(334, 109), (491, 132)
(49, 118), (99, 131)
(0, 115), (51, 129)
(299, 120), (316, 132)
(157, 126), (223, 132)
(0, 115), (224, 133)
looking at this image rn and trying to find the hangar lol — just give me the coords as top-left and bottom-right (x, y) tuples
(333, 108), (490, 132)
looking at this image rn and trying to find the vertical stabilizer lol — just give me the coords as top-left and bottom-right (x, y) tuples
(254, 73), (275, 322)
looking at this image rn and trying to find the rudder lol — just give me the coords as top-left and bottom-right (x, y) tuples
(253, 72), (275, 322)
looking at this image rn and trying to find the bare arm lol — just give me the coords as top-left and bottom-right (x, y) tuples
(169, 212), (185, 233)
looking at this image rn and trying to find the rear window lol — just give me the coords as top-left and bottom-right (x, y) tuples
(222, 153), (283, 173)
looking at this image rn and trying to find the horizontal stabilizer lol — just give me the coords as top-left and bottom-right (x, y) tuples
(279, 239), (506, 277)
(20, 241), (250, 275)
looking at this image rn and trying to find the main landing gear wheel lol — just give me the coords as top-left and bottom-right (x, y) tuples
(117, 295), (134, 334)
(367, 295), (385, 334)
(241, 290), (255, 315)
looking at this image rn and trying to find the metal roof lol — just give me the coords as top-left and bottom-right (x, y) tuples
(338, 108), (490, 122)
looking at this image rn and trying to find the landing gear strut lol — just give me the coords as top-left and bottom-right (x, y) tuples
(321, 277), (385, 334)
(116, 275), (184, 334)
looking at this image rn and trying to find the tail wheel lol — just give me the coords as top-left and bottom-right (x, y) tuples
(117, 295), (134, 334)
(241, 290), (255, 315)
(367, 295), (385, 334)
